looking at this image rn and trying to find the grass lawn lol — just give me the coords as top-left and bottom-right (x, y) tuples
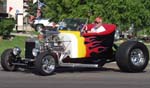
(0, 36), (27, 56)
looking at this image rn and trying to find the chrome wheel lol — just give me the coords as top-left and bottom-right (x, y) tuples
(130, 49), (145, 66)
(42, 55), (55, 74)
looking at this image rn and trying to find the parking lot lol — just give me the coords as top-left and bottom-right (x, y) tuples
(0, 62), (149, 88)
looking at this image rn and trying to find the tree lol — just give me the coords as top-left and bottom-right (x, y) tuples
(29, 0), (150, 35)
(26, 1), (38, 16)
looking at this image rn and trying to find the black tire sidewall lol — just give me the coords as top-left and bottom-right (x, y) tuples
(1, 49), (17, 71)
(116, 41), (149, 72)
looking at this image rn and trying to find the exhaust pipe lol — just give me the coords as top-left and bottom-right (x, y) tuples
(59, 63), (99, 68)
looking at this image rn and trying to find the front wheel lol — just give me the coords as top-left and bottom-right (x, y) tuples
(1, 49), (18, 71)
(34, 52), (56, 76)
(116, 41), (149, 72)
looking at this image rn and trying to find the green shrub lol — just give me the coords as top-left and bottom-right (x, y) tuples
(0, 18), (15, 37)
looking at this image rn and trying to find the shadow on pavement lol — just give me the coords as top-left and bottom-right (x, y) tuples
(0, 66), (121, 74)
(1, 66), (148, 76)
(55, 67), (121, 73)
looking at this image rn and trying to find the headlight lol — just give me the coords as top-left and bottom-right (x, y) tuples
(13, 47), (21, 56)
(32, 48), (40, 57)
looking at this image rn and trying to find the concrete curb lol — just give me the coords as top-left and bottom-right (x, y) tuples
(11, 33), (37, 37)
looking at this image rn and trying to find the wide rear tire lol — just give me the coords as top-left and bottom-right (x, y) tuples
(116, 41), (149, 72)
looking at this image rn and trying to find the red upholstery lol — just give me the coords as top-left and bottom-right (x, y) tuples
(86, 24), (95, 31)
(83, 24), (116, 36)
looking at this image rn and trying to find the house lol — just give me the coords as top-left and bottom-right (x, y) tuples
(0, 0), (35, 31)
(0, 0), (7, 17)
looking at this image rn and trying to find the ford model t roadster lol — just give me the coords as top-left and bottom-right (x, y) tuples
(1, 18), (149, 76)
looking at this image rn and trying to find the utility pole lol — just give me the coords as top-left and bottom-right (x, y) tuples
(37, 0), (39, 9)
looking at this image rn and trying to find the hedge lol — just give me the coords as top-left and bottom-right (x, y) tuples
(0, 18), (15, 37)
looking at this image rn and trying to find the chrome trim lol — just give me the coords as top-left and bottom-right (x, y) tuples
(130, 49), (145, 66)
(42, 55), (56, 74)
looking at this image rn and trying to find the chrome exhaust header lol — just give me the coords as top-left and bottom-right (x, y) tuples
(59, 63), (99, 68)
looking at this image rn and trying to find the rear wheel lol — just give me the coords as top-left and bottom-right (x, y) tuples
(35, 24), (44, 32)
(116, 41), (149, 72)
(1, 49), (18, 71)
(34, 52), (56, 76)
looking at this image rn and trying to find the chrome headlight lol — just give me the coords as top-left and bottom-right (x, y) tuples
(13, 47), (21, 56)
(32, 48), (40, 57)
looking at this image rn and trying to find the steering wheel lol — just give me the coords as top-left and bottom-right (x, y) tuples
(58, 21), (67, 30)
(80, 24), (88, 33)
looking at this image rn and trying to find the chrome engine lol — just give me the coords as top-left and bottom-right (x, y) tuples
(25, 30), (65, 59)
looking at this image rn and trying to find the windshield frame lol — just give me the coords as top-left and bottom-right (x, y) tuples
(58, 18), (88, 31)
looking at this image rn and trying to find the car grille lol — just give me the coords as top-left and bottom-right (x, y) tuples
(25, 41), (35, 59)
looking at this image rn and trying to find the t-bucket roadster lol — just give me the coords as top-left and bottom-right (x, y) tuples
(1, 18), (149, 76)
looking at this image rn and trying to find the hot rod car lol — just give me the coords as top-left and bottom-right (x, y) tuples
(1, 18), (149, 76)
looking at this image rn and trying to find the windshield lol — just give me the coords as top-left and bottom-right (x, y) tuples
(58, 18), (88, 31)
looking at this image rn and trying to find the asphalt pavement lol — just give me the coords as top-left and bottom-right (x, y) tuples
(0, 62), (150, 88)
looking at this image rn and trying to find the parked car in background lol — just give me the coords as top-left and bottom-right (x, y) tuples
(30, 18), (55, 32)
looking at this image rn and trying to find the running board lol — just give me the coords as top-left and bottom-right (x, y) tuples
(12, 63), (27, 66)
(59, 63), (99, 68)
